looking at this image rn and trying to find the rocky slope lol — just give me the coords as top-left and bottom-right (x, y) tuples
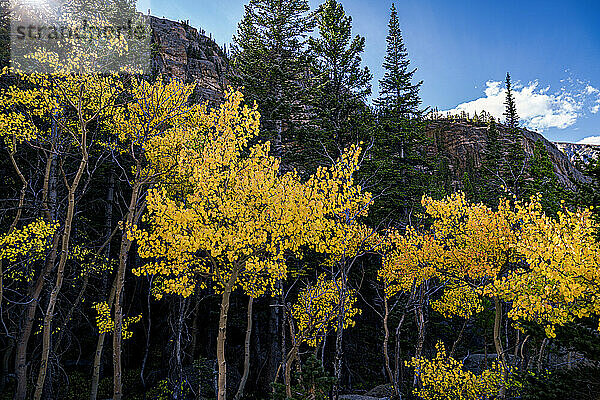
(145, 17), (590, 193)
(425, 120), (587, 191)
(554, 142), (600, 165)
(148, 16), (230, 104)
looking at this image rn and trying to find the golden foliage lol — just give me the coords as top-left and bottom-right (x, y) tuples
(132, 89), (372, 300)
(407, 341), (506, 400)
(92, 302), (141, 340)
(381, 192), (600, 335)
(291, 274), (361, 347)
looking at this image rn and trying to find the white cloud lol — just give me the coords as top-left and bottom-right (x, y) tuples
(577, 136), (600, 145)
(443, 79), (600, 132)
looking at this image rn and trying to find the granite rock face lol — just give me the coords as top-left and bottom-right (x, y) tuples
(554, 142), (600, 165)
(424, 120), (587, 191)
(148, 16), (230, 104)
(146, 17), (592, 193)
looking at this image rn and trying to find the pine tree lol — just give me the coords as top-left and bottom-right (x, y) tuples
(366, 2), (428, 225)
(303, 0), (372, 171)
(503, 72), (526, 197)
(480, 116), (505, 206)
(374, 3), (422, 117)
(526, 140), (564, 215)
(231, 0), (313, 161)
(503, 73), (519, 132)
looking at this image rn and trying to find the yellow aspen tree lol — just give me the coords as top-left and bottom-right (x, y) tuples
(131, 90), (371, 400)
(299, 144), (376, 399)
(407, 341), (507, 400)
(383, 192), (600, 396)
(378, 226), (440, 396)
(2, 8), (145, 392)
(1, 63), (125, 400)
(4, 4), (148, 399)
(382, 193), (521, 397)
(105, 77), (203, 400)
(493, 198), (600, 338)
(1, 65), (63, 400)
(284, 274), (360, 397)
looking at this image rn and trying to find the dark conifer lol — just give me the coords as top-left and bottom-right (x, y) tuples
(231, 0), (313, 161)
(374, 3), (422, 117)
(503, 72), (519, 132)
(527, 140), (564, 215)
(366, 2), (429, 226)
(503, 72), (526, 197)
(303, 0), (372, 170)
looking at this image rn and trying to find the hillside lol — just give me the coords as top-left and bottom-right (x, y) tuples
(148, 16), (230, 104)
(425, 119), (587, 190)
(554, 141), (600, 164)
(145, 17), (590, 193)
(2, 6), (600, 400)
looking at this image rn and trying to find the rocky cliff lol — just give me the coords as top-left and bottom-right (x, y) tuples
(148, 16), (230, 104)
(425, 120), (587, 191)
(554, 142), (600, 165)
(145, 17), (591, 193)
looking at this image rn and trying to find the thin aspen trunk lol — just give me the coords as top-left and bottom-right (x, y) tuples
(332, 265), (347, 400)
(382, 295), (397, 397)
(284, 345), (298, 399)
(174, 297), (186, 398)
(493, 297), (507, 399)
(191, 293), (201, 361)
(520, 335), (530, 371)
(393, 312), (406, 392)
(91, 334), (107, 400)
(268, 292), (281, 383)
(90, 278), (116, 400)
(284, 315), (300, 397)
(14, 152), (57, 400)
(450, 320), (468, 359)
(280, 285), (286, 390)
(537, 338), (548, 372)
(234, 297), (253, 400)
(413, 290), (426, 387)
(140, 281), (152, 392)
(333, 311), (344, 400)
(34, 147), (88, 400)
(217, 269), (239, 400)
(113, 179), (141, 400)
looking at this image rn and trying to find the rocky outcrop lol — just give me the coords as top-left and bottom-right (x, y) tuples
(338, 384), (396, 400)
(148, 16), (230, 104)
(554, 142), (600, 165)
(425, 120), (587, 191)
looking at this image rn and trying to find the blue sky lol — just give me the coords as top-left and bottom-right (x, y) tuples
(138, 0), (600, 144)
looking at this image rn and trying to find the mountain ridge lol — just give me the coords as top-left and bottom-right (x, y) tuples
(146, 16), (591, 192)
